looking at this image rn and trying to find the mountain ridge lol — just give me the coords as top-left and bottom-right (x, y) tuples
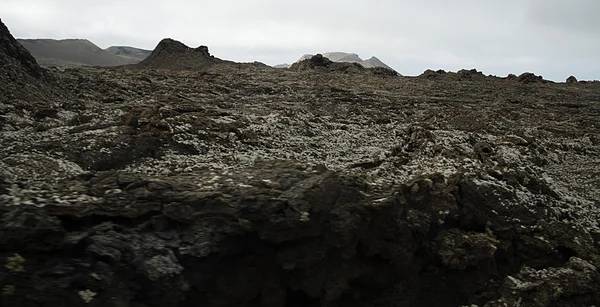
(18, 38), (136, 66)
(278, 51), (396, 73)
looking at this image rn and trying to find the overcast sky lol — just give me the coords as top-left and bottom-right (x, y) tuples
(2, 0), (599, 81)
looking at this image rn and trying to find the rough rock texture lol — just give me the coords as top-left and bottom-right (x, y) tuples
(0, 21), (43, 78)
(295, 52), (397, 73)
(291, 54), (398, 76)
(135, 38), (224, 70)
(0, 18), (55, 103)
(419, 70), (554, 84)
(418, 69), (494, 82)
(2, 20), (600, 307)
(516, 72), (548, 84)
(566, 76), (578, 84)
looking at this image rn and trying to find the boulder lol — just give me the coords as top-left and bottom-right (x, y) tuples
(517, 72), (545, 84)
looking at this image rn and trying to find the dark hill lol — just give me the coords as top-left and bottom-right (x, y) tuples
(290, 54), (398, 76)
(0, 18), (54, 102)
(18, 38), (133, 66)
(135, 38), (223, 70)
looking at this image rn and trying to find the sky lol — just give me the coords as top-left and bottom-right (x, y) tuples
(2, 0), (599, 81)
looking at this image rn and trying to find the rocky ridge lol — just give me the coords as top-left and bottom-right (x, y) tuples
(290, 54), (398, 76)
(1, 19), (600, 307)
(295, 52), (396, 72)
(135, 38), (224, 70)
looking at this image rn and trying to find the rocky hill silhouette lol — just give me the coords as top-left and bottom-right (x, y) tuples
(294, 52), (396, 72)
(135, 38), (224, 70)
(418, 68), (553, 84)
(290, 54), (398, 76)
(0, 18), (56, 102)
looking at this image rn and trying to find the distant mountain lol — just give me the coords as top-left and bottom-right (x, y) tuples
(17, 38), (135, 67)
(326, 52), (362, 63)
(292, 52), (396, 73)
(104, 46), (151, 62)
(362, 56), (394, 70)
(273, 63), (291, 69)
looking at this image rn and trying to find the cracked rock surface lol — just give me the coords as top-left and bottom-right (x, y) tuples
(2, 19), (600, 307)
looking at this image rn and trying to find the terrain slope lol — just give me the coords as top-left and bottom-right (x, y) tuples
(2, 19), (600, 307)
(104, 45), (151, 62)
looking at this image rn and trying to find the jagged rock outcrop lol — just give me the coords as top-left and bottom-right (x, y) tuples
(0, 20), (43, 78)
(419, 69), (447, 79)
(135, 38), (223, 70)
(516, 72), (548, 84)
(419, 69), (552, 84)
(295, 52), (397, 74)
(290, 54), (398, 76)
(566, 76), (578, 84)
(419, 69), (489, 81)
(0, 18), (63, 110)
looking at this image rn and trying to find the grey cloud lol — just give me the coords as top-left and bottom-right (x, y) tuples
(1, 0), (599, 80)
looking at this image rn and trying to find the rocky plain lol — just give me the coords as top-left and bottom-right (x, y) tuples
(1, 18), (600, 307)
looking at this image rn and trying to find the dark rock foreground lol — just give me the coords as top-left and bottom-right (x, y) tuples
(2, 19), (600, 307)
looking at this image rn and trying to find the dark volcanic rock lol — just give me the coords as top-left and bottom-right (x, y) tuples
(1, 18), (600, 307)
(135, 38), (223, 70)
(419, 69), (447, 79)
(419, 69), (490, 81)
(456, 68), (487, 81)
(517, 72), (547, 84)
(290, 54), (398, 76)
(307, 53), (334, 67)
(0, 18), (54, 103)
(0, 19), (43, 78)
(566, 75), (578, 83)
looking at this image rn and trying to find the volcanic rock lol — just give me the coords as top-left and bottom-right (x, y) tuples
(456, 68), (487, 81)
(419, 69), (447, 79)
(295, 52), (397, 73)
(517, 72), (547, 84)
(419, 69), (490, 82)
(0, 18), (57, 104)
(566, 75), (578, 83)
(2, 18), (600, 307)
(290, 54), (398, 76)
(0, 20), (43, 78)
(136, 38), (223, 70)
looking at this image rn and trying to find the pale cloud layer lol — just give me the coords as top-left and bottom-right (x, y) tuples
(2, 0), (599, 81)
